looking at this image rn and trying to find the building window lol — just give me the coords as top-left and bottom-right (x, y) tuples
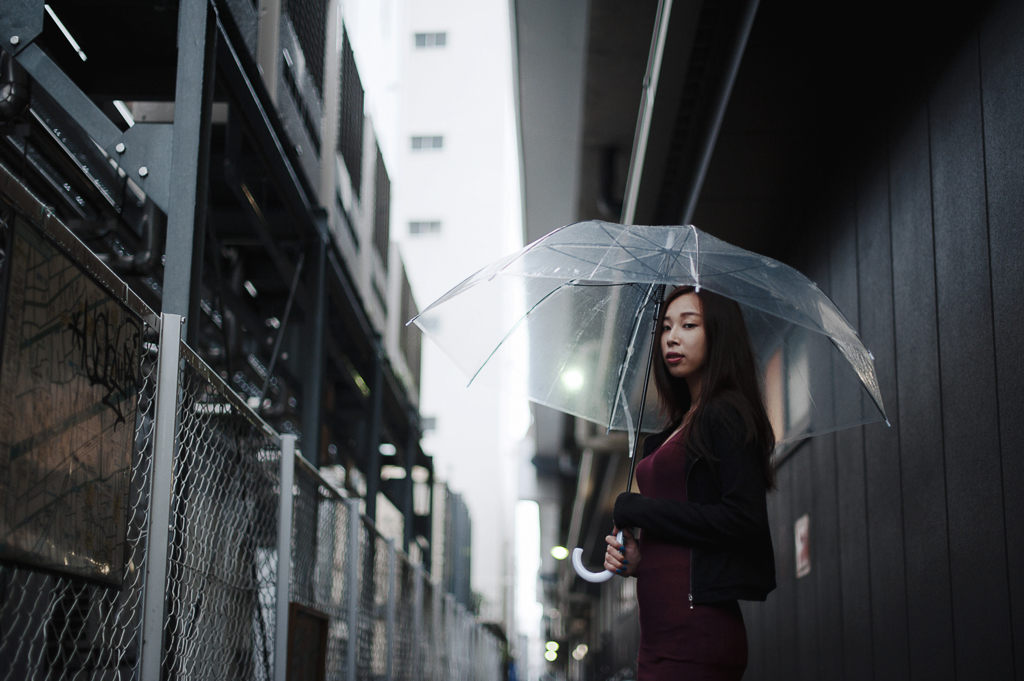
(411, 136), (443, 150)
(414, 32), (447, 48)
(409, 221), (441, 235)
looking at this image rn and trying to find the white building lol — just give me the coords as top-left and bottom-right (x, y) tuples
(344, 0), (527, 636)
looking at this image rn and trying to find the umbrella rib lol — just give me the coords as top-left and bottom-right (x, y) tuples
(662, 228), (695, 287)
(607, 282), (657, 433)
(491, 225), (568, 278)
(539, 243), (668, 279)
(621, 227), (675, 251)
(584, 223), (639, 280)
(826, 335), (888, 422)
(465, 282), (571, 387)
(595, 225), (680, 275)
(541, 225), (667, 278)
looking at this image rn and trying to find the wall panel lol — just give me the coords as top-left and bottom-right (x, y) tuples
(889, 103), (956, 680)
(855, 154), (910, 680)
(929, 30), (1013, 679)
(805, 243), (845, 681)
(979, 2), (1024, 675)
(828, 191), (874, 681)
(771, 462), (797, 681)
(707, 3), (1023, 679)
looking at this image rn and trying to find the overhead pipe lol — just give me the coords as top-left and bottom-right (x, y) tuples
(622, 0), (761, 225)
(621, 0), (675, 225)
(680, 0), (761, 224)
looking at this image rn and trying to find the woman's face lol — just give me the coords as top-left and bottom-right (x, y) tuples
(661, 292), (707, 385)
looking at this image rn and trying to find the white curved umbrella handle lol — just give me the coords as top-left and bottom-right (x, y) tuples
(571, 531), (623, 583)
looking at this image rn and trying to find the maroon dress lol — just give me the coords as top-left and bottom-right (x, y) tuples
(634, 428), (748, 681)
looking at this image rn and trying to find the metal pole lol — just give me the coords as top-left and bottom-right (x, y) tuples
(346, 499), (360, 681)
(434, 575), (443, 677)
(364, 341), (384, 522)
(680, 0), (760, 224)
(403, 411), (417, 552)
(274, 434), (297, 681)
(412, 564), (423, 681)
(140, 313), (183, 680)
(163, 0), (216, 342)
(260, 253), (305, 405)
(423, 466), (434, 570)
(301, 217), (328, 466)
(386, 540), (396, 681)
(621, 0), (674, 225)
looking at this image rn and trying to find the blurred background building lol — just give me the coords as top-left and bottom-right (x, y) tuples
(340, 0), (527, 652)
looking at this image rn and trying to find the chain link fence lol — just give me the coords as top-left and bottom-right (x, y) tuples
(159, 344), (282, 680)
(0, 166), (503, 680)
(287, 457), (503, 681)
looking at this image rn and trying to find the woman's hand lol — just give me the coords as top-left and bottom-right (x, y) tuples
(604, 527), (640, 577)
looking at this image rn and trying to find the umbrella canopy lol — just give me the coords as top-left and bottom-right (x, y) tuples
(411, 221), (887, 446)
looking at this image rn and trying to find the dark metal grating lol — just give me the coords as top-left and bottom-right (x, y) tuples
(338, 27), (365, 196)
(399, 268), (421, 390)
(283, 0), (328, 99)
(372, 144), (390, 269)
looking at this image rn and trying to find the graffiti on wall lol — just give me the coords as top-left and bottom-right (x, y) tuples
(0, 216), (141, 587)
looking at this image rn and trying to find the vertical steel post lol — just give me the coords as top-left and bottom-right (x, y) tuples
(412, 564), (423, 681)
(163, 0), (217, 344)
(140, 314), (183, 679)
(434, 580), (443, 676)
(302, 216), (328, 466)
(274, 434), (297, 681)
(403, 411), (417, 553)
(386, 540), (396, 681)
(364, 341), (384, 522)
(346, 499), (360, 681)
(422, 466), (434, 571)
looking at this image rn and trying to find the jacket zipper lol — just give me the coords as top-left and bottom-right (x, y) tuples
(689, 553), (694, 609)
(687, 454), (698, 609)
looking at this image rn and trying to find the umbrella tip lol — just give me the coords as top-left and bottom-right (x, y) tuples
(885, 418), (891, 427)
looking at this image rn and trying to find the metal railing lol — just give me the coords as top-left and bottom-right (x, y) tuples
(0, 164), (502, 681)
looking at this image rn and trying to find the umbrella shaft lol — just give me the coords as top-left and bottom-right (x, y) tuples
(625, 284), (665, 494)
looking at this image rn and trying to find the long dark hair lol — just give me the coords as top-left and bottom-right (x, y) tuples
(653, 285), (777, 489)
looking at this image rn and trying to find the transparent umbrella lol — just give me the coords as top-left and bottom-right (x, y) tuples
(410, 221), (887, 580)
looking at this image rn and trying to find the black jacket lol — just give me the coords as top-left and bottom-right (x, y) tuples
(613, 399), (776, 603)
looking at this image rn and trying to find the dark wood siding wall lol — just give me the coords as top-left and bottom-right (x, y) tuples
(741, 1), (1024, 678)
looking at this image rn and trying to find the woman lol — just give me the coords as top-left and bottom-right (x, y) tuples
(603, 285), (777, 680)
